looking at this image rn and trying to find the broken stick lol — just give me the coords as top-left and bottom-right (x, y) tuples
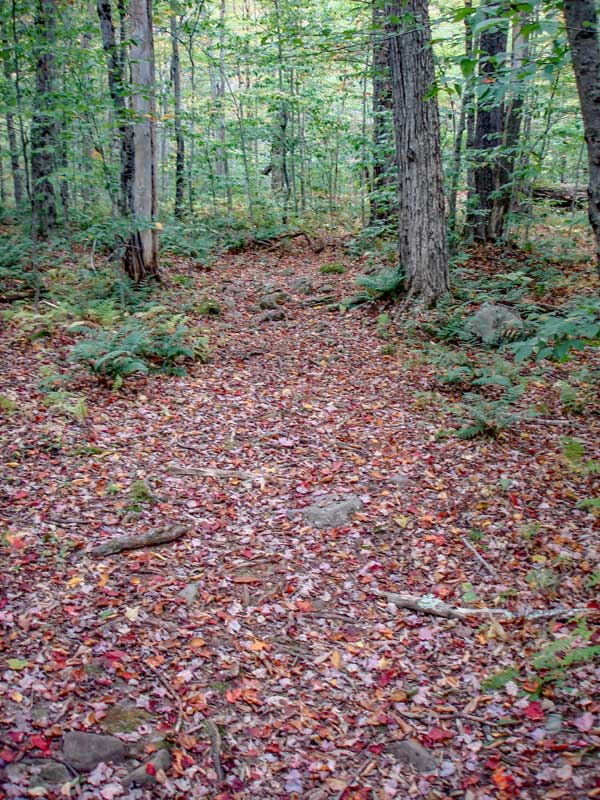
(88, 524), (190, 557)
(371, 590), (595, 622)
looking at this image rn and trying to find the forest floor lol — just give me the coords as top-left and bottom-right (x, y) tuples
(1, 238), (599, 800)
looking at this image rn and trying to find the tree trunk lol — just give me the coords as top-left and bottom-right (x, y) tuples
(123, 0), (159, 282)
(386, 0), (449, 306)
(448, 0), (474, 236)
(0, 7), (23, 207)
(564, 0), (600, 274)
(370, 0), (396, 226)
(30, 0), (58, 237)
(96, 0), (134, 216)
(170, 9), (184, 219)
(470, 3), (508, 242)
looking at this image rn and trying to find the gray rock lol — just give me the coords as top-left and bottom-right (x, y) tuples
(259, 309), (286, 323)
(391, 472), (411, 487)
(62, 731), (126, 772)
(545, 713), (563, 733)
(179, 582), (199, 604)
(467, 303), (523, 344)
(301, 494), (363, 529)
(259, 291), (288, 309)
(122, 749), (171, 789)
(31, 759), (72, 787)
(291, 277), (314, 295)
(385, 738), (437, 773)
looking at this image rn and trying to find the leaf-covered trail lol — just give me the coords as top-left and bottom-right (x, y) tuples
(1, 245), (599, 799)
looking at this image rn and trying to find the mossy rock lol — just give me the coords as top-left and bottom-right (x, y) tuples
(102, 703), (152, 734)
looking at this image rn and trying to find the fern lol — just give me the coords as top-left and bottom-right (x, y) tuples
(355, 267), (405, 299)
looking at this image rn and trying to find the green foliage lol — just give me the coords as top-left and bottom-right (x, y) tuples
(197, 296), (223, 316)
(510, 297), (600, 363)
(376, 312), (391, 339)
(130, 479), (154, 505)
(482, 666), (520, 691)
(43, 391), (88, 421)
(70, 317), (208, 385)
(0, 236), (37, 293)
(355, 267), (405, 299)
(562, 437), (600, 476)
(453, 386), (535, 440)
(0, 394), (17, 413)
(320, 262), (345, 275)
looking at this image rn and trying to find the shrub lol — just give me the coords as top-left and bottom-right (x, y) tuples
(320, 262), (345, 275)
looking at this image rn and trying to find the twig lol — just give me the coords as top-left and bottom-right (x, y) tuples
(169, 465), (265, 483)
(143, 662), (184, 735)
(460, 536), (497, 576)
(205, 719), (224, 782)
(372, 590), (596, 622)
(334, 760), (373, 800)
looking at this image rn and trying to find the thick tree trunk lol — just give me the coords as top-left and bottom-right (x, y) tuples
(170, 11), (184, 219)
(96, 0), (134, 216)
(370, 1), (396, 226)
(30, 0), (58, 237)
(123, 0), (158, 282)
(470, 5), (508, 242)
(386, 0), (449, 306)
(564, 0), (600, 274)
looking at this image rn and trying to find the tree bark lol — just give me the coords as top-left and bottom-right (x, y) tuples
(564, 0), (600, 274)
(30, 0), (58, 237)
(0, 6), (23, 207)
(122, 0), (159, 282)
(370, 0), (396, 226)
(470, 3), (508, 242)
(96, 0), (134, 216)
(170, 9), (184, 219)
(386, 0), (449, 306)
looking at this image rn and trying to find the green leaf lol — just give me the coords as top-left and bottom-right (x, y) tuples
(7, 658), (30, 670)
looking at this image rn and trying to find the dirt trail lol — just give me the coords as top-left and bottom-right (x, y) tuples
(1, 247), (599, 799)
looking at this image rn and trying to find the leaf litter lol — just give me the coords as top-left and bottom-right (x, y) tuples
(1, 244), (599, 799)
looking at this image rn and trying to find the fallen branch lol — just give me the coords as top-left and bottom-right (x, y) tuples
(460, 536), (497, 576)
(169, 465), (263, 483)
(88, 524), (190, 557)
(205, 719), (225, 782)
(372, 590), (596, 622)
(143, 661), (184, 735)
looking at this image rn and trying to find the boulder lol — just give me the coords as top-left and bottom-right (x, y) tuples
(122, 749), (171, 789)
(385, 738), (437, 773)
(259, 291), (288, 309)
(62, 731), (126, 772)
(301, 494), (363, 529)
(467, 303), (523, 344)
(291, 277), (314, 295)
(259, 309), (286, 323)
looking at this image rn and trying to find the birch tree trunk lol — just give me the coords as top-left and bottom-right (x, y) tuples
(386, 0), (449, 306)
(0, 6), (23, 207)
(123, 0), (159, 281)
(30, 0), (58, 237)
(564, 0), (600, 274)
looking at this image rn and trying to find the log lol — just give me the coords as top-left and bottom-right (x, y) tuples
(532, 185), (587, 209)
(88, 524), (189, 557)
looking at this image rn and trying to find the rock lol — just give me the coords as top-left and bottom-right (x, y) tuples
(301, 494), (363, 529)
(467, 303), (523, 344)
(385, 738), (437, 773)
(391, 471), (411, 487)
(62, 731), (126, 772)
(30, 759), (72, 787)
(259, 291), (288, 309)
(545, 713), (563, 733)
(291, 277), (314, 295)
(102, 703), (152, 734)
(259, 309), (286, 323)
(319, 283), (335, 293)
(178, 582), (199, 605)
(122, 749), (171, 789)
